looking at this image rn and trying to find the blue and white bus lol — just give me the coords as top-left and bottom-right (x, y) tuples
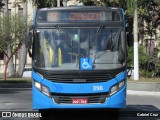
(27, 6), (127, 114)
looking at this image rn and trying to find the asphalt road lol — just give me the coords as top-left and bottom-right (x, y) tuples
(0, 88), (160, 120)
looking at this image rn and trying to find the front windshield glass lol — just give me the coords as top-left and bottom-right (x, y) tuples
(33, 27), (126, 70)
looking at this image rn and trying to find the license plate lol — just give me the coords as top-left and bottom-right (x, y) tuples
(72, 98), (88, 104)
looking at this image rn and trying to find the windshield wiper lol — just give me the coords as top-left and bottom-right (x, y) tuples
(56, 26), (72, 48)
(90, 25), (104, 48)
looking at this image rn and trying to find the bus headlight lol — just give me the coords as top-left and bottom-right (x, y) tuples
(110, 79), (126, 96)
(119, 80), (125, 89)
(34, 81), (41, 90)
(110, 84), (118, 96)
(34, 81), (50, 97)
(41, 85), (50, 97)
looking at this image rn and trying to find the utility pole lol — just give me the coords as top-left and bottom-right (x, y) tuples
(57, 0), (60, 7)
(133, 0), (139, 80)
(18, 0), (28, 77)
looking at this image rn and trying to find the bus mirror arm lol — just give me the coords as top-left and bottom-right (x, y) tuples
(24, 31), (33, 58)
(28, 49), (32, 58)
(25, 25), (33, 48)
(24, 32), (32, 48)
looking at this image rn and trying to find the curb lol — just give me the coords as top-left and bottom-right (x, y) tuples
(0, 82), (31, 88)
(127, 81), (160, 92)
(127, 90), (160, 96)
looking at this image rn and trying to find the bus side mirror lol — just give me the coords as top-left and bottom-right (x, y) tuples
(25, 25), (33, 48)
(126, 33), (133, 47)
(24, 32), (32, 48)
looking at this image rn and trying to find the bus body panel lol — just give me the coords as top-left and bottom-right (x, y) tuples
(32, 85), (126, 109)
(32, 70), (126, 109)
(32, 70), (126, 94)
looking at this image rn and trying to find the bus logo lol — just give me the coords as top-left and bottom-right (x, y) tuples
(80, 58), (92, 70)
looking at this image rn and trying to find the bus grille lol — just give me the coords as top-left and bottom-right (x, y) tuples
(47, 73), (112, 83)
(51, 93), (108, 104)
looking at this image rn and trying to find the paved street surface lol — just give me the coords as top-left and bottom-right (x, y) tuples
(0, 88), (160, 120)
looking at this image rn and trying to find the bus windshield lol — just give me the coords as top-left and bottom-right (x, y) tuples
(33, 27), (126, 70)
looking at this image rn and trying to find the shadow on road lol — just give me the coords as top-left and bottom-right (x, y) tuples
(126, 105), (160, 111)
(0, 88), (159, 120)
(0, 88), (30, 94)
(38, 105), (160, 120)
(40, 109), (120, 120)
(119, 105), (160, 120)
(40, 105), (160, 120)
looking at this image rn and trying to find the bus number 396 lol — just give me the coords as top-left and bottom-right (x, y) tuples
(93, 85), (103, 91)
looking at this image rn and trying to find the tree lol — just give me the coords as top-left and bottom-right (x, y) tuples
(140, 0), (160, 53)
(3, 0), (15, 77)
(0, 0), (5, 8)
(32, 0), (63, 8)
(0, 14), (30, 80)
(18, 0), (28, 77)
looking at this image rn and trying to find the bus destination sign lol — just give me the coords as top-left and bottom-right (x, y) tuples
(70, 12), (101, 21)
(37, 10), (116, 23)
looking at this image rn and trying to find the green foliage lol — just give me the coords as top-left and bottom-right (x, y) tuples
(140, 70), (153, 78)
(139, 45), (150, 64)
(79, 0), (105, 6)
(0, 14), (31, 56)
(45, 0), (56, 7)
(154, 0), (160, 4)
(148, 47), (160, 76)
(32, 0), (63, 8)
(0, 15), (13, 50)
(135, 0), (160, 36)
(127, 45), (159, 78)
(127, 46), (133, 67)
(127, 45), (160, 78)
(79, 0), (95, 6)
(125, 0), (136, 16)
(127, 45), (149, 67)
(97, 1), (106, 6)
(0, 13), (32, 79)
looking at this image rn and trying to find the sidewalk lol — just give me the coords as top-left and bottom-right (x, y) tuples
(0, 73), (31, 88)
(127, 90), (160, 96)
(127, 81), (160, 92)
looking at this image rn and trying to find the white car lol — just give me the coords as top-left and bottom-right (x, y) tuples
(22, 67), (32, 77)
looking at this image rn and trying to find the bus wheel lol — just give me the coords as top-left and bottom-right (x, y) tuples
(39, 110), (52, 120)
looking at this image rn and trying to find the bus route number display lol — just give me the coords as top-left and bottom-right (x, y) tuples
(70, 12), (101, 21)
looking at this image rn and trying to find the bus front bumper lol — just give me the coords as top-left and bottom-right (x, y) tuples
(32, 86), (126, 110)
